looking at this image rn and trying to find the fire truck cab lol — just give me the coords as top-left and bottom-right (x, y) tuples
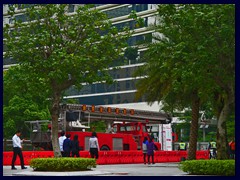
(112, 122), (161, 150)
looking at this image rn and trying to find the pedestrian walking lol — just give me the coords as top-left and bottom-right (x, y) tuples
(147, 137), (155, 164)
(71, 134), (80, 157)
(89, 132), (99, 159)
(142, 137), (149, 164)
(59, 131), (66, 157)
(63, 134), (72, 157)
(11, 130), (27, 170)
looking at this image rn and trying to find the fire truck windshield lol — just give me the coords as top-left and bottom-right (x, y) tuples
(119, 124), (143, 132)
(113, 122), (148, 133)
(120, 125), (135, 132)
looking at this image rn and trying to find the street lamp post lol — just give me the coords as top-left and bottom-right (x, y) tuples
(200, 112), (209, 142)
(200, 120), (209, 142)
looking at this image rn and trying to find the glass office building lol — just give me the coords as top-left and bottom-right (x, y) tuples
(3, 4), (162, 111)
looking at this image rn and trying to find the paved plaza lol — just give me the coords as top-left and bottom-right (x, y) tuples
(3, 163), (188, 176)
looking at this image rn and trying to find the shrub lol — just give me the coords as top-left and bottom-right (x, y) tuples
(179, 159), (235, 176)
(30, 157), (97, 171)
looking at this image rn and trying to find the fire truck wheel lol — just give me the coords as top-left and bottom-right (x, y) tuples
(100, 145), (110, 151)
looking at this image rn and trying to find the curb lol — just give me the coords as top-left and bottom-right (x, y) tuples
(12, 170), (113, 176)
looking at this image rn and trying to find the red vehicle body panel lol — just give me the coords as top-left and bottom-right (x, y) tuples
(66, 122), (161, 151)
(67, 131), (138, 151)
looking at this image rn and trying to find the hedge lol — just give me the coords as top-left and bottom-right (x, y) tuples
(179, 159), (235, 176)
(30, 157), (97, 171)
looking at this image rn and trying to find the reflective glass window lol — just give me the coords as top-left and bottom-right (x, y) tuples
(68, 4), (75, 12)
(104, 6), (130, 19)
(135, 4), (148, 12)
(67, 79), (138, 96)
(17, 4), (35, 9)
(94, 4), (106, 7)
(77, 92), (145, 105)
(15, 14), (27, 23)
(127, 33), (152, 46)
(3, 58), (17, 65)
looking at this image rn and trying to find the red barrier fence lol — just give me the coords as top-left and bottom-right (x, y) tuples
(3, 150), (209, 165)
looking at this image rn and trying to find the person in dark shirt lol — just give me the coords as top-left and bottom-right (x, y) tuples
(71, 134), (80, 157)
(147, 137), (155, 165)
(63, 134), (72, 157)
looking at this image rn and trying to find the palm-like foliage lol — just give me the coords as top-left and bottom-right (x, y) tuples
(135, 4), (234, 159)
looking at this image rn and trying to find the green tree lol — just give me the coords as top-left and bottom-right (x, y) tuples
(90, 121), (107, 133)
(3, 66), (51, 139)
(3, 95), (50, 139)
(134, 4), (234, 159)
(124, 46), (139, 64)
(173, 111), (192, 142)
(226, 115), (235, 141)
(4, 4), (132, 157)
(3, 65), (50, 107)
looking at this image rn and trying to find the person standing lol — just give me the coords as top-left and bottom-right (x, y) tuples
(71, 134), (80, 157)
(229, 138), (235, 159)
(11, 130), (27, 170)
(59, 131), (66, 157)
(89, 132), (99, 159)
(147, 137), (155, 165)
(142, 137), (149, 164)
(178, 140), (187, 151)
(208, 138), (217, 159)
(63, 134), (72, 157)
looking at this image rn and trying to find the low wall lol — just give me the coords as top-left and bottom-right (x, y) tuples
(3, 150), (209, 165)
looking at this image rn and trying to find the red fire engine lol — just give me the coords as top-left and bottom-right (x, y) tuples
(25, 104), (172, 151)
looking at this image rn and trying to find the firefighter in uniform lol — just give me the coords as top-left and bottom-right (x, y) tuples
(208, 139), (217, 159)
(178, 140), (186, 151)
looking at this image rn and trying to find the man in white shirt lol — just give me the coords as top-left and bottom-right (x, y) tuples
(11, 130), (27, 170)
(59, 131), (66, 157)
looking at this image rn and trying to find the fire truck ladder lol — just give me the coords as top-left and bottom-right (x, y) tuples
(60, 103), (172, 126)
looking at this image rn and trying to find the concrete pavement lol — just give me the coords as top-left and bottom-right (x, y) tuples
(3, 163), (188, 176)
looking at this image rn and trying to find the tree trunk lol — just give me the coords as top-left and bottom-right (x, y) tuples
(187, 91), (200, 160)
(215, 84), (234, 160)
(50, 92), (62, 157)
(216, 97), (232, 159)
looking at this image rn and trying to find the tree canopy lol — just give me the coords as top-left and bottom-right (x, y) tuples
(3, 66), (51, 139)
(135, 4), (235, 159)
(4, 4), (133, 157)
